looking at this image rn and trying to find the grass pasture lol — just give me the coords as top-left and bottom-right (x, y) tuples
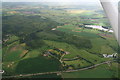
(3, 41), (27, 62)
(89, 38), (117, 54)
(15, 56), (61, 74)
(56, 24), (118, 55)
(44, 40), (108, 64)
(3, 50), (23, 62)
(61, 64), (116, 78)
(64, 59), (91, 69)
(56, 24), (100, 38)
(5, 35), (19, 44)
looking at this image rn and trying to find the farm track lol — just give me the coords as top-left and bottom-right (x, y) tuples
(3, 60), (115, 78)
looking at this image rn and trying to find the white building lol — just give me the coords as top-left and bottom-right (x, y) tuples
(0, 70), (4, 74)
(85, 25), (103, 30)
(85, 25), (113, 33)
(51, 28), (56, 30)
(103, 53), (118, 58)
(108, 30), (114, 33)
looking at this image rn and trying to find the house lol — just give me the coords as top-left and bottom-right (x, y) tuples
(103, 53), (118, 58)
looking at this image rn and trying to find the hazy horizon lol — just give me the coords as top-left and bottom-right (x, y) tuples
(2, 0), (102, 6)
(2, 0), (118, 7)
(2, 0), (119, 2)
(2, 0), (99, 2)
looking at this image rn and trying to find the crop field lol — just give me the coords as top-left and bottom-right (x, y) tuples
(67, 10), (90, 14)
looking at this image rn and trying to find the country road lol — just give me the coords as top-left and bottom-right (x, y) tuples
(3, 60), (115, 78)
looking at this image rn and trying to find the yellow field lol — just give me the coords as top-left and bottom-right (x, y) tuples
(7, 11), (18, 14)
(67, 10), (90, 14)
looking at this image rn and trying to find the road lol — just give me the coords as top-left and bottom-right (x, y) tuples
(3, 60), (115, 78)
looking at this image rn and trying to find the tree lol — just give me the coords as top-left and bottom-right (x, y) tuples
(26, 39), (45, 49)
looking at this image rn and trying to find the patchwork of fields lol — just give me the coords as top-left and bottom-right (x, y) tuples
(2, 2), (119, 79)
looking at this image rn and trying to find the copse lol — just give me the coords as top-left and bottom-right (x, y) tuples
(25, 39), (45, 49)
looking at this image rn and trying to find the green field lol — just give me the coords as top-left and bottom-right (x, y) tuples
(64, 60), (91, 69)
(56, 24), (118, 55)
(15, 56), (61, 74)
(2, 2), (119, 78)
(44, 40), (110, 65)
(62, 64), (118, 78)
